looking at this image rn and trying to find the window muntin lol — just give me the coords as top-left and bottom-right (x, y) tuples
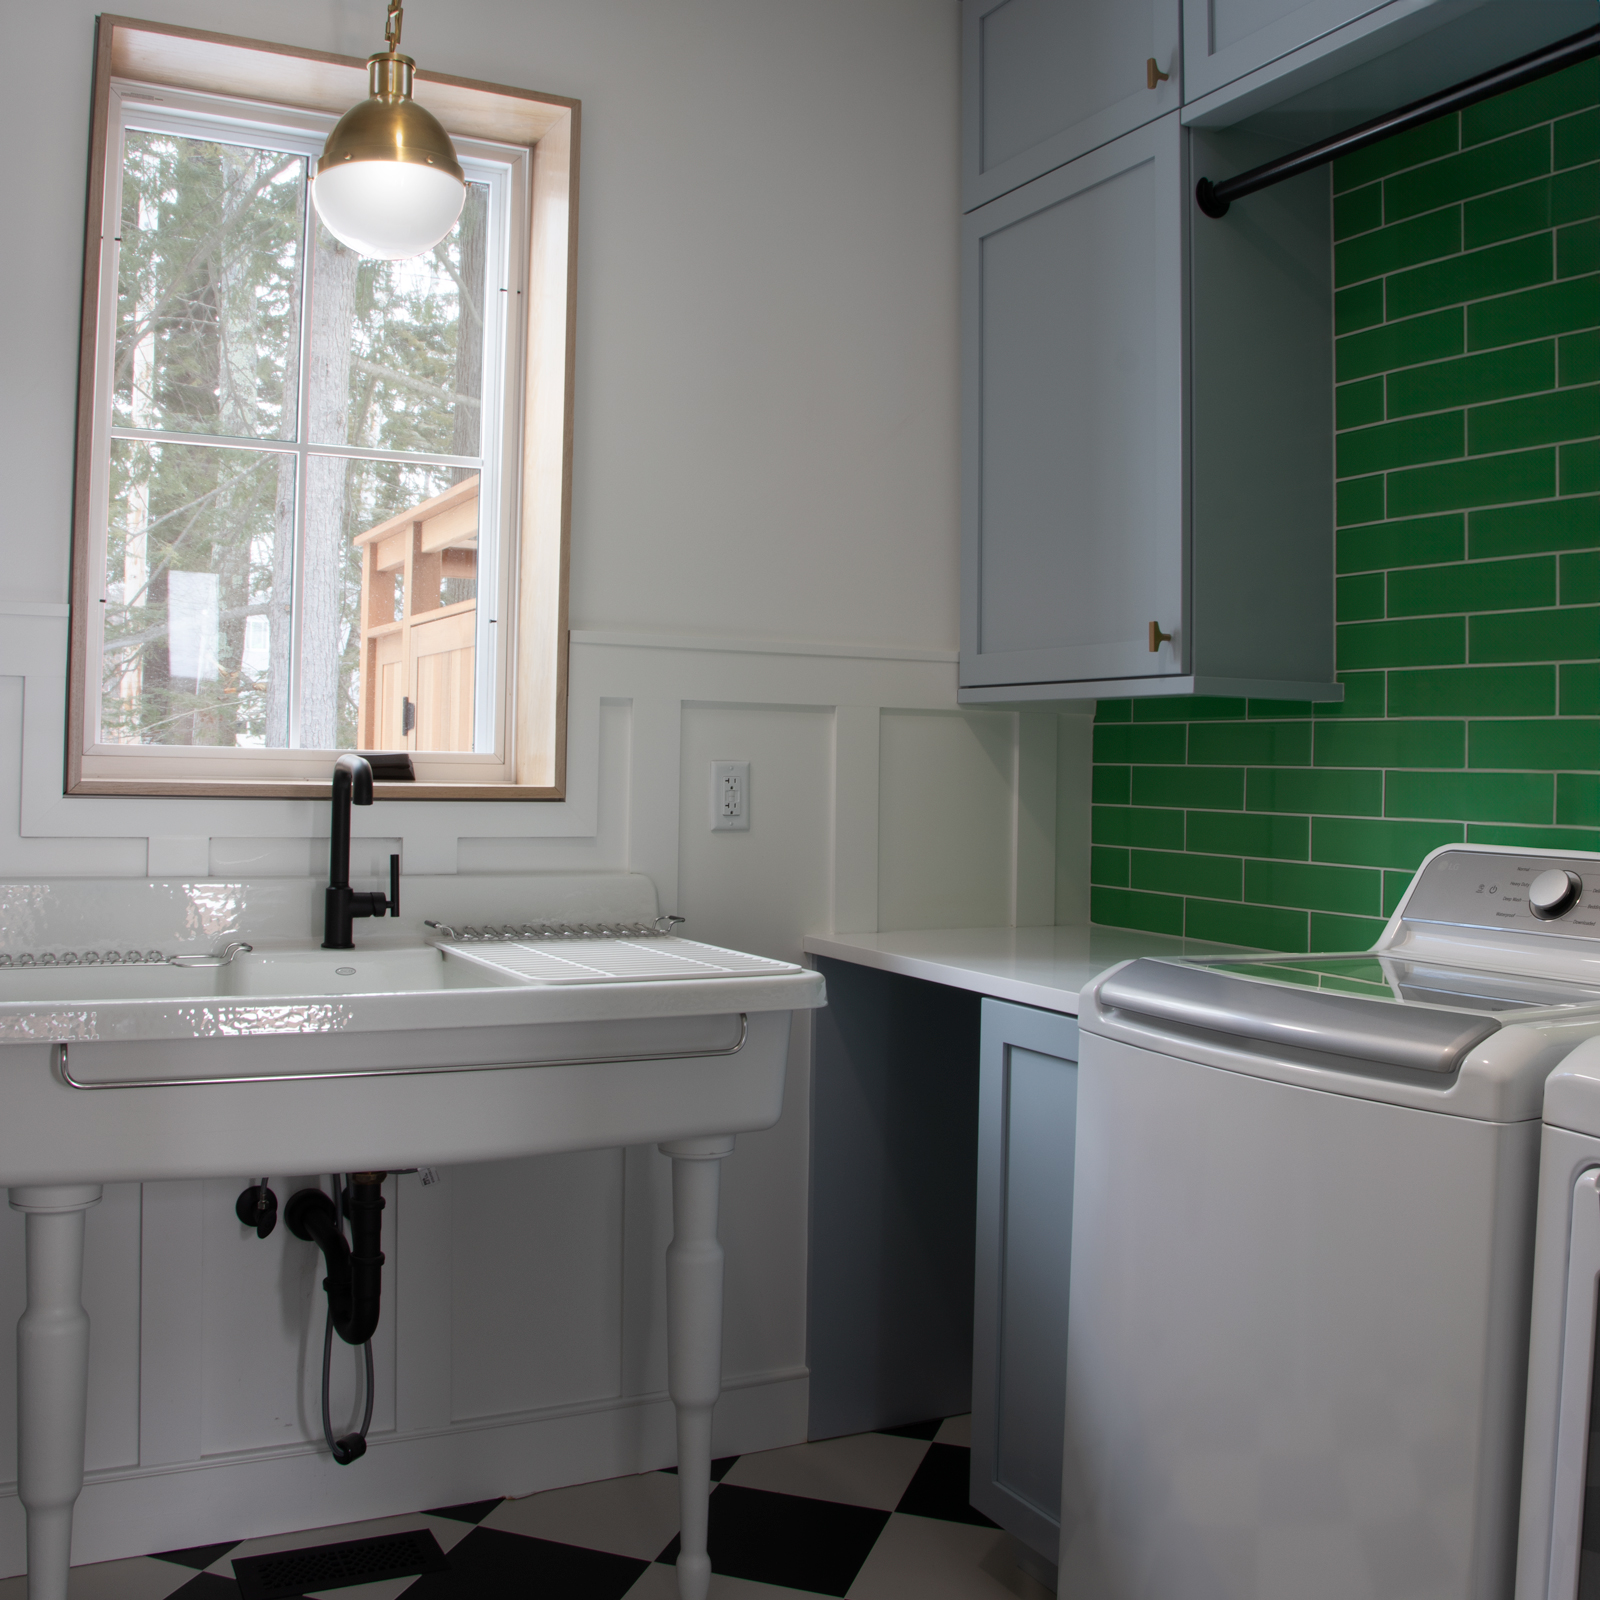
(87, 84), (523, 775)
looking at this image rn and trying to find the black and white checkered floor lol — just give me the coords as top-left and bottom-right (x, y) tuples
(0, 1414), (1055, 1599)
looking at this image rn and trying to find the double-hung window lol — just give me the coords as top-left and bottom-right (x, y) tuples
(69, 19), (577, 797)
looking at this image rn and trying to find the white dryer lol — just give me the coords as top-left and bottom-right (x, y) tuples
(1062, 844), (1600, 1600)
(1517, 1031), (1600, 1600)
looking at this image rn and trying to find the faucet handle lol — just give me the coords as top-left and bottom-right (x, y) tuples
(388, 853), (400, 918)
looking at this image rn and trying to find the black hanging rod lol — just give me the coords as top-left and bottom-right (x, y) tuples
(1196, 21), (1600, 218)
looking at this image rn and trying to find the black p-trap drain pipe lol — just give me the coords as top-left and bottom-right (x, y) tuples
(287, 1174), (388, 1346)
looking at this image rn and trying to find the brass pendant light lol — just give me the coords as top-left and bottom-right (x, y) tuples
(312, 1), (467, 260)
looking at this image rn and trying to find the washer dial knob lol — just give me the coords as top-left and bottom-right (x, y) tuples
(1529, 868), (1583, 920)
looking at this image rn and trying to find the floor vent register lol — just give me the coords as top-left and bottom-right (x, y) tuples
(232, 1528), (450, 1599)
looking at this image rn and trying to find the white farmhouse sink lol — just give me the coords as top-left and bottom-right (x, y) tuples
(0, 873), (823, 1600)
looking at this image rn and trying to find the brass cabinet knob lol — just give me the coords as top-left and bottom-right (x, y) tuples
(1149, 621), (1173, 653)
(1147, 57), (1170, 90)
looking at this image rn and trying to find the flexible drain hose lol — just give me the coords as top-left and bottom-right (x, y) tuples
(289, 1175), (385, 1465)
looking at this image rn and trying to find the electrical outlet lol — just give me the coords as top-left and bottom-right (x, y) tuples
(711, 761), (750, 831)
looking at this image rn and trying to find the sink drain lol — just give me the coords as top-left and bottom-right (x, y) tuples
(232, 1527), (449, 1598)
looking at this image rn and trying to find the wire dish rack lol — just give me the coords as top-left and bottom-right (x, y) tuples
(436, 934), (801, 985)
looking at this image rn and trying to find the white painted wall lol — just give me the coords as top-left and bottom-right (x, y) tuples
(0, 0), (1091, 1571)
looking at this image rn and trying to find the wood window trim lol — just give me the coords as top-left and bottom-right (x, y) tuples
(66, 15), (578, 801)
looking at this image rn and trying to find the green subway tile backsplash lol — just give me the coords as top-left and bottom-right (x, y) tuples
(1560, 772), (1600, 825)
(1468, 275), (1599, 348)
(1089, 846), (1129, 887)
(1337, 513), (1464, 574)
(1563, 331), (1600, 386)
(1245, 859), (1382, 917)
(1087, 63), (1599, 952)
(1313, 719), (1464, 769)
(1551, 164), (1600, 227)
(1337, 411), (1463, 477)
(1468, 384), (1600, 453)
(1469, 604), (1600, 662)
(1383, 126), (1551, 223)
(1467, 823), (1600, 850)
(1188, 721), (1313, 766)
(1334, 114), (1458, 191)
(1312, 816), (1465, 869)
(1555, 107), (1600, 169)
(1564, 439), (1600, 493)
(1336, 616), (1464, 669)
(1388, 663), (1557, 716)
(1469, 718), (1600, 770)
(1565, 550), (1600, 603)
(1470, 494), (1600, 556)
(1333, 182), (1382, 241)
(1386, 768), (1555, 823)
(1563, 663), (1600, 714)
(1464, 176), (1552, 250)
(1092, 722), (1185, 764)
(1132, 765), (1244, 811)
(1337, 307), (1462, 381)
(1248, 767), (1385, 817)
(1385, 555), (1555, 616)
(1335, 206), (1460, 287)
(1132, 849), (1242, 900)
(1187, 810), (1309, 860)
(1385, 448), (1556, 516)
(1089, 887), (1183, 937)
(1386, 344), (1554, 419)
(1383, 232), (1551, 322)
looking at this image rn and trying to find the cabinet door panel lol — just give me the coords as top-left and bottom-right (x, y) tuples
(972, 999), (1079, 1564)
(961, 116), (1186, 691)
(1182, 0), (1397, 101)
(411, 610), (476, 753)
(964, 0), (1180, 210)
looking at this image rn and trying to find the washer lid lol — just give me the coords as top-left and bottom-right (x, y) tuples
(1200, 954), (1600, 1013)
(1097, 957), (1537, 1077)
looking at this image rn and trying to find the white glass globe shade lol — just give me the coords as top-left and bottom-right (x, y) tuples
(313, 159), (466, 260)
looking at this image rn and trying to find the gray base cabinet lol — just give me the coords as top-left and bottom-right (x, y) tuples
(970, 998), (1079, 1568)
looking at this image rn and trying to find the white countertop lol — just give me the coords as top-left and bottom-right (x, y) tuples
(802, 923), (1242, 1015)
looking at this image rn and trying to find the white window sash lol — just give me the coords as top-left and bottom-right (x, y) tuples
(80, 80), (527, 784)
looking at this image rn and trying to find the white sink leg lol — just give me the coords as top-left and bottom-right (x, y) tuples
(9, 1185), (101, 1600)
(660, 1135), (734, 1600)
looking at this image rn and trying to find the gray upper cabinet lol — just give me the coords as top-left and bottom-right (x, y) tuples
(960, 108), (1339, 705)
(1182, 0), (1393, 104)
(963, 0), (1181, 210)
(961, 117), (1186, 693)
(1181, 0), (1600, 127)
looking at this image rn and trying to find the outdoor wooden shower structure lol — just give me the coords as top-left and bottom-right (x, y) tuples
(352, 474), (479, 751)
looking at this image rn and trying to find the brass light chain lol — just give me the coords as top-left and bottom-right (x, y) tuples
(385, 0), (403, 52)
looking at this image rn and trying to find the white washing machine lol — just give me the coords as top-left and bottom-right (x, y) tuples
(1062, 844), (1600, 1600)
(1517, 1031), (1600, 1600)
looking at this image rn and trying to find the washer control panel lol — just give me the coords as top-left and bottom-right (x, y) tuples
(1402, 850), (1600, 935)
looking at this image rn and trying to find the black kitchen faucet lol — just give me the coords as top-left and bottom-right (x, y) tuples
(324, 753), (400, 949)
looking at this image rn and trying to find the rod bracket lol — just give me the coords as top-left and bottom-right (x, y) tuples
(1195, 178), (1229, 219)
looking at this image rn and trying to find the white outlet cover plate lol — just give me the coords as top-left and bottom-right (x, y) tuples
(711, 761), (750, 831)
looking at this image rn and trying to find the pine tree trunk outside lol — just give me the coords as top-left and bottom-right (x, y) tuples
(266, 214), (302, 750)
(450, 183), (487, 470)
(298, 229), (358, 749)
(213, 147), (260, 748)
